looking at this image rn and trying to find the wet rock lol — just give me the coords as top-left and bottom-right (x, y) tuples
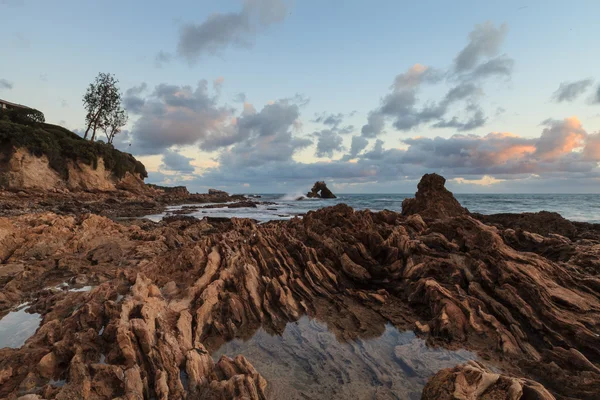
(401, 173), (467, 219)
(306, 181), (337, 198)
(422, 361), (555, 400)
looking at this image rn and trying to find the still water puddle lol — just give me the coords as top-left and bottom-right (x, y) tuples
(0, 303), (42, 348)
(212, 316), (476, 400)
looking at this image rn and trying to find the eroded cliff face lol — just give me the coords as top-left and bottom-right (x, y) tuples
(1, 148), (146, 193)
(0, 175), (598, 399)
(3, 148), (64, 191)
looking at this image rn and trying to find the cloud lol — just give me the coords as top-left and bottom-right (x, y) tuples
(213, 76), (225, 92)
(314, 129), (344, 157)
(583, 133), (600, 161)
(122, 81), (233, 155)
(123, 83), (148, 114)
(233, 92), (247, 103)
(345, 135), (369, 159)
(361, 22), (513, 136)
(467, 55), (514, 80)
(0, 79), (13, 90)
(535, 117), (586, 160)
(161, 149), (195, 173)
(155, 51), (172, 68)
(432, 105), (487, 131)
(149, 115), (600, 193)
(201, 98), (301, 151)
(361, 112), (386, 137)
(593, 84), (600, 104)
(551, 79), (594, 102)
(177, 0), (290, 63)
(454, 21), (508, 72)
(208, 98), (312, 171)
(313, 112), (344, 127)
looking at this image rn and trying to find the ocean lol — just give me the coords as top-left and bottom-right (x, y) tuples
(147, 193), (600, 223)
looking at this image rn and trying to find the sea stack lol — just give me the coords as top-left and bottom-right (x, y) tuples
(401, 173), (467, 219)
(306, 181), (337, 199)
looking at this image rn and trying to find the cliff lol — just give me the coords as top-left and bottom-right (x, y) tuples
(0, 120), (147, 192)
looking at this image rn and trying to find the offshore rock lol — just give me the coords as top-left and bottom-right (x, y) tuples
(306, 181), (336, 198)
(401, 173), (467, 219)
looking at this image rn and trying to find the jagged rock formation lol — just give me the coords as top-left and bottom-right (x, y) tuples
(0, 185), (248, 219)
(422, 361), (555, 400)
(401, 173), (467, 219)
(0, 174), (598, 399)
(306, 181), (336, 198)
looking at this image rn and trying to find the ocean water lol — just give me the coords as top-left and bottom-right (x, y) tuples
(146, 193), (600, 223)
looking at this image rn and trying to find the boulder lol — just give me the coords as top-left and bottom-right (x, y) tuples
(422, 361), (556, 400)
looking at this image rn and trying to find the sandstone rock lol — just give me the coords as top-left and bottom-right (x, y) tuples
(37, 352), (59, 379)
(401, 173), (467, 219)
(0, 174), (598, 399)
(422, 361), (556, 400)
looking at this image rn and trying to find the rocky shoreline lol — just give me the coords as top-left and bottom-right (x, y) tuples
(0, 174), (598, 399)
(0, 185), (250, 219)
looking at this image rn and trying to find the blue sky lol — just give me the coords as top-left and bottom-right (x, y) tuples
(1, 0), (600, 193)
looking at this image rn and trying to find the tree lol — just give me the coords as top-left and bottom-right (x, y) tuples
(82, 73), (122, 141)
(103, 108), (128, 144)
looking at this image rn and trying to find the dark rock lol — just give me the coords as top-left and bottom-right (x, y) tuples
(401, 173), (467, 219)
(208, 188), (228, 196)
(306, 181), (337, 199)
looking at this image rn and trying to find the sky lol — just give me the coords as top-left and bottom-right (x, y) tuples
(1, 0), (600, 193)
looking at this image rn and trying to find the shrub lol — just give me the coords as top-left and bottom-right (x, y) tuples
(0, 107), (45, 125)
(0, 120), (147, 180)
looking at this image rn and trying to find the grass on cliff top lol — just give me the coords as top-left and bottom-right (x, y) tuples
(0, 119), (147, 180)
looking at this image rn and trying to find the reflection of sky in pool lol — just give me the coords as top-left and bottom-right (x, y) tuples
(213, 316), (476, 400)
(0, 304), (41, 348)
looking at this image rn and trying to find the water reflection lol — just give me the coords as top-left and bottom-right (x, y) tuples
(212, 316), (475, 400)
(0, 304), (41, 348)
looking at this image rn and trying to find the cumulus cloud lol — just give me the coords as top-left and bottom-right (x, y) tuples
(161, 149), (195, 173)
(551, 79), (594, 102)
(535, 117), (587, 160)
(361, 22), (513, 136)
(342, 135), (369, 160)
(213, 98), (312, 170)
(123, 81), (233, 155)
(123, 83), (148, 114)
(179, 116), (600, 193)
(177, 0), (290, 63)
(314, 129), (344, 157)
(0, 79), (13, 90)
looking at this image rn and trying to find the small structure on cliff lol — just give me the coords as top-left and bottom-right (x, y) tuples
(306, 181), (337, 198)
(401, 173), (467, 219)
